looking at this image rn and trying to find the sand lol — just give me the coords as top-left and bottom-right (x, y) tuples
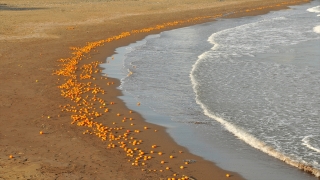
(0, 0), (311, 179)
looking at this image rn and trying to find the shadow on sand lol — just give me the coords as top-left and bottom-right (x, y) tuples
(0, 3), (47, 11)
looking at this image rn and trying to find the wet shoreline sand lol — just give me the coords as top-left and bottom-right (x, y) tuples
(0, 0), (313, 179)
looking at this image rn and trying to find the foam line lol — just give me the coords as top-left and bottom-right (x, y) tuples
(313, 25), (320, 34)
(307, 6), (320, 13)
(302, 136), (320, 153)
(190, 34), (320, 178)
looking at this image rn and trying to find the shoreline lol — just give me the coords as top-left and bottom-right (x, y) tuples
(102, 15), (320, 180)
(97, 2), (320, 178)
(0, 0), (316, 179)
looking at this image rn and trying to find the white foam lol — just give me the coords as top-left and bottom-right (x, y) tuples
(206, 16), (313, 60)
(308, 6), (320, 33)
(191, 65), (320, 176)
(313, 25), (320, 34)
(190, 35), (320, 177)
(302, 136), (320, 153)
(208, 21), (257, 44)
(307, 6), (320, 13)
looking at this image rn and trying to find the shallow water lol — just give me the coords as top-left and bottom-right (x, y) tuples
(101, 1), (320, 179)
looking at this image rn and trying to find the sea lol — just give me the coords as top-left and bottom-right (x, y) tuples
(101, 1), (320, 179)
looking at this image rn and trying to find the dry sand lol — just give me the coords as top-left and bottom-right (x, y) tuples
(0, 0), (310, 179)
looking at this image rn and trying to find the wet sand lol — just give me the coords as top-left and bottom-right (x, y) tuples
(0, 0), (311, 179)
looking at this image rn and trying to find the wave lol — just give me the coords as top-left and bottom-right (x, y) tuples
(307, 5), (320, 13)
(190, 52), (320, 177)
(308, 5), (320, 34)
(206, 16), (316, 60)
(302, 136), (320, 154)
(314, 25), (320, 34)
(190, 13), (320, 176)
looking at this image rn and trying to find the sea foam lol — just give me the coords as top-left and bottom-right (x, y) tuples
(191, 42), (320, 178)
(190, 6), (320, 177)
(307, 5), (320, 13)
(307, 6), (320, 33)
(314, 25), (320, 34)
(302, 136), (320, 154)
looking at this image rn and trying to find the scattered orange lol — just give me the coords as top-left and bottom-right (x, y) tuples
(52, 12), (282, 175)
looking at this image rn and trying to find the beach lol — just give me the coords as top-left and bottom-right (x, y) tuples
(0, 0), (314, 179)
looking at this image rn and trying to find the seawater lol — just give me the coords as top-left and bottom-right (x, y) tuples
(101, 1), (320, 179)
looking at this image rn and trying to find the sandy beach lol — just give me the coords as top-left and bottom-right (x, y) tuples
(0, 0), (311, 179)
